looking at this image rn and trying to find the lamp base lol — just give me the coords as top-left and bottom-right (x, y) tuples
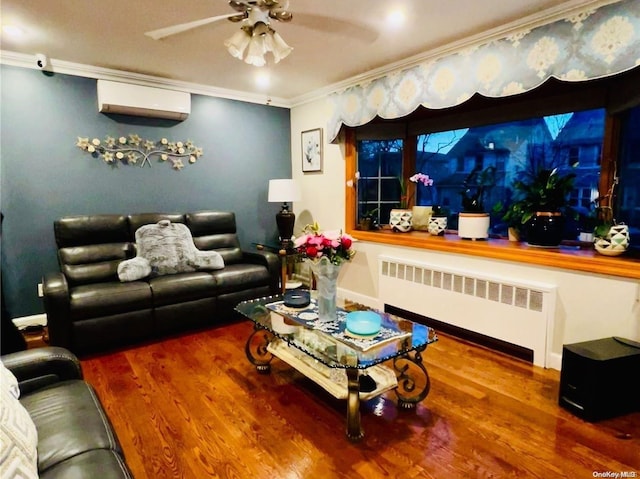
(276, 204), (295, 247)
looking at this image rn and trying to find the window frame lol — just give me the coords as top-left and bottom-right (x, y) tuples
(343, 78), (640, 280)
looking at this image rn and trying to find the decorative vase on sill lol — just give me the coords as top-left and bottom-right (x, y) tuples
(508, 227), (521, 242)
(411, 206), (433, 231)
(428, 215), (447, 236)
(526, 211), (564, 247)
(390, 208), (413, 232)
(307, 257), (341, 322)
(594, 224), (630, 256)
(458, 212), (490, 240)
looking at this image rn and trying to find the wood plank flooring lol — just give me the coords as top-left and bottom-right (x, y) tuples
(81, 321), (640, 479)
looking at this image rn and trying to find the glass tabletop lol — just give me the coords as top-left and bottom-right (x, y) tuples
(235, 294), (437, 370)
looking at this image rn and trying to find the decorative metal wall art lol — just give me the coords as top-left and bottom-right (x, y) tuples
(76, 135), (203, 171)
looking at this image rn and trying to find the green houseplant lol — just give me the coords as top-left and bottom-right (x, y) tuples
(458, 166), (496, 240)
(494, 200), (526, 241)
(359, 207), (379, 231)
(508, 166), (576, 246)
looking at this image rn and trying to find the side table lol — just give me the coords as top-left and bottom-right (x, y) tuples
(254, 243), (301, 293)
(21, 325), (49, 349)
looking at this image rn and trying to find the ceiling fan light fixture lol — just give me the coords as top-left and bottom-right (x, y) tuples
(252, 21), (270, 37)
(269, 31), (293, 63)
(245, 35), (268, 67)
(224, 29), (251, 59)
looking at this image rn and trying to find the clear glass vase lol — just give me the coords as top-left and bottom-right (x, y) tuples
(307, 257), (342, 322)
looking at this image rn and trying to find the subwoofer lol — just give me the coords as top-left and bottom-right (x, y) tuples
(559, 337), (640, 421)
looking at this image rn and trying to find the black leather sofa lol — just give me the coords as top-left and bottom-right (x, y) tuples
(1, 347), (133, 478)
(43, 211), (280, 356)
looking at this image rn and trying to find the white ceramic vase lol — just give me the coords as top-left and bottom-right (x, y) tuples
(389, 209), (413, 232)
(428, 215), (447, 236)
(594, 224), (630, 256)
(458, 212), (490, 240)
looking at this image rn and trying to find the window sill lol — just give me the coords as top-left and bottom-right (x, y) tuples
(347, 228), (640, 280)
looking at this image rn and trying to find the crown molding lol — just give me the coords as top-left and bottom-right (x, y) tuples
(288, 0), (622, 107)
(0, 50), (292, 108)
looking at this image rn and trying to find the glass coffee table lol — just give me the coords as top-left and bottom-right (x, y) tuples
(235, 294), (438, 441)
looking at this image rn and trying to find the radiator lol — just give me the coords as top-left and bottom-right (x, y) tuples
(378, 255), (557, 367)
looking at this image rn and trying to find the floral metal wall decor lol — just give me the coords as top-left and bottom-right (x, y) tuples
(76, 134), (203, 171)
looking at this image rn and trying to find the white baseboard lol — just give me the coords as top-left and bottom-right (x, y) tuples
(12, 314), (48, 330)
(547, 352), (562, 371)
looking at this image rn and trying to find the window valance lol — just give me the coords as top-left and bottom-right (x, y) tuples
(328, 0), (639, 142)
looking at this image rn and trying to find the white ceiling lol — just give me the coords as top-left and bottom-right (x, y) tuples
(1, 0), (603, 105)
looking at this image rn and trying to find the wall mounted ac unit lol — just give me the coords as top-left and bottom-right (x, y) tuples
(97, 80), (191, 121)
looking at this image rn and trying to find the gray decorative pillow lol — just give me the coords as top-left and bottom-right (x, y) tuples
(119, 220), (224, 281)
(117, 256), (152, 282)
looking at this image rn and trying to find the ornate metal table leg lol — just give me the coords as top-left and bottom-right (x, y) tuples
(393, 345), (431, 409)
(346, 368), (364, 441)
(245, 326), (274, 374)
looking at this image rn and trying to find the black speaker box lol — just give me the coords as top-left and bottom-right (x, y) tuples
(559, 337), (640, 421)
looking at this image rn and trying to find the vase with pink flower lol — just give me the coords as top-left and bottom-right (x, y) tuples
(391, 172), (434, 232)
(294, 222), (356, 321)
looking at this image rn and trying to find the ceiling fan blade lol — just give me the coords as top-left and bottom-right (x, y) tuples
(293, 13), (379, 43)
(144, 13), (239, 40)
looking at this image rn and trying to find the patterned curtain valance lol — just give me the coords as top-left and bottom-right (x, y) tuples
(328, 0), (639, 142)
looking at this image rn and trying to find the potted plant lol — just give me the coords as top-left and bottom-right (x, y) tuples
(410, 173), (435, 231)
(389, 172), (434, 232)
(458, 166), (496, 240)
(493, 200), (525, 241)
(508, 165), (576, 247)
(359, 207), (379, 231)
(428, 205), (448, 236)
(593, 206), (630, 256)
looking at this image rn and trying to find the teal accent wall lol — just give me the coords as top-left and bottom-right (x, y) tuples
(0, 65), (291, 318)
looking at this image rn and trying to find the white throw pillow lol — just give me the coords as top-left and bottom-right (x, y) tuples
(0, 362), (38, 479)
(1, 360), (20, 400)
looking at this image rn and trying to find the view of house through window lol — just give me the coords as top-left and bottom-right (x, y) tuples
(617, 105), (640, 244)
(356, 139), (404, 226)
(357, 108), (607, 240)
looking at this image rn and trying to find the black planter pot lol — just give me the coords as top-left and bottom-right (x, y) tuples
(527, 211), (564, 247)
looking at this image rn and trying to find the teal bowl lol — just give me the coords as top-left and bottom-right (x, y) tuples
(346, 311), (382, 336)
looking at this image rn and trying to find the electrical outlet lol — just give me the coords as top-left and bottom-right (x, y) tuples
(37, 283), (44, 297)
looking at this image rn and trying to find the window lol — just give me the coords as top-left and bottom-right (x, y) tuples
(356, 139), (404, 225)
(616, 105), (640, 246)
(357, 109), (606, 239)
(345, 70), (640, 279)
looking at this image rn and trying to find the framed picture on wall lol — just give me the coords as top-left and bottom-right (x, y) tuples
(301, 128), (322, 172)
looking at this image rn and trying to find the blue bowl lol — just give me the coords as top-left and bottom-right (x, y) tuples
(346, 311), (382, 336)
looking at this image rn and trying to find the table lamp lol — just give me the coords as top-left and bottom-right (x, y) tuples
(268, 179), (301, 248)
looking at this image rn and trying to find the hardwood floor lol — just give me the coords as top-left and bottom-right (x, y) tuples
(81, 321), (640, 479)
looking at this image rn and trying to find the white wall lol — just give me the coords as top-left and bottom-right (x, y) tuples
(291, 96), (640, 369)
(291, 98), (346, 235)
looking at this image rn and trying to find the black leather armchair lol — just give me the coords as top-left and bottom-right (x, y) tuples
(43, 211), (279, 355)
(1, 347), (133, 478)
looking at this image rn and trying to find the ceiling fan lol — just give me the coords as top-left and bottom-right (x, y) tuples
(144, 0), (295, 67)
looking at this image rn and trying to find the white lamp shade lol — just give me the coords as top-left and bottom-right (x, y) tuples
(224, 30), (251, 59)
(269, 31), (293, 63)
(268, 179), (301, 203)
(245, 35), (267, 67)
